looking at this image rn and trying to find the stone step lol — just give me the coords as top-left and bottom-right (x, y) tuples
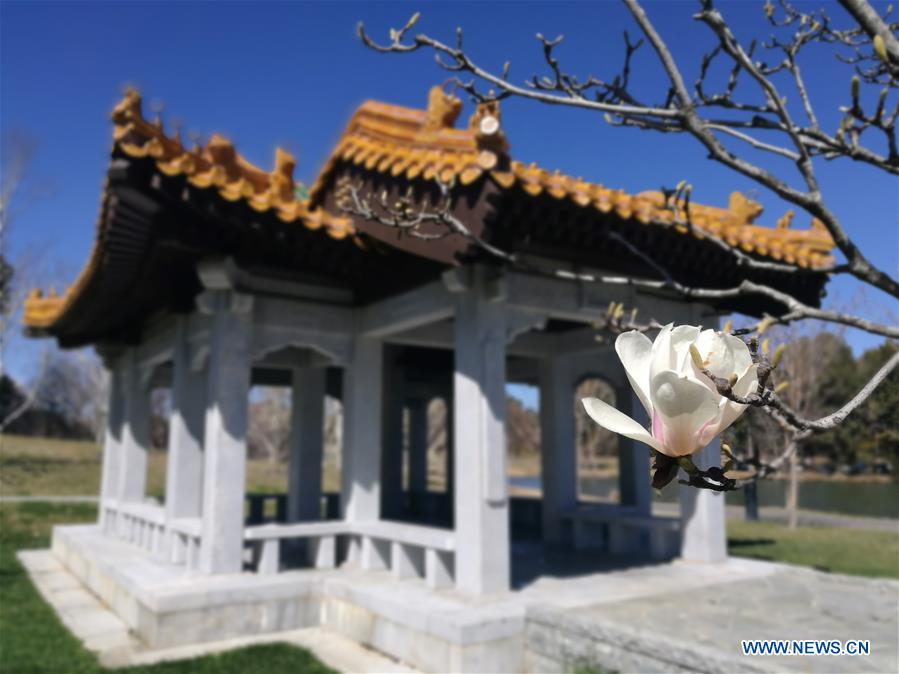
(18, 549), (420, 674)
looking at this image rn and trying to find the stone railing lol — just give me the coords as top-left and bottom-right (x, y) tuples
(167, 517), (202, 569)
(244, 520), (456, 588)
(109, 501), (167, 555)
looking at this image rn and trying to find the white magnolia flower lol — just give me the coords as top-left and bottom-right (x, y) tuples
(582, 324), (758, 458)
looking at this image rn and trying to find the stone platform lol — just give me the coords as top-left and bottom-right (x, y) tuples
(37, 524), (899, 673)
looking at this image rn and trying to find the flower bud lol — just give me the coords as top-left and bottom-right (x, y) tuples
(771, 343), (785, 368)
(874, 35), (887, 63)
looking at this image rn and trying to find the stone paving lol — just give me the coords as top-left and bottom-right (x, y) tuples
(20, 543), (899, 673)
(524, 560), (899, 674)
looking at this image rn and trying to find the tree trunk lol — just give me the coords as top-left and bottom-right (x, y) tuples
(786, 443), (800, 529)
(744, 434), (759, 521)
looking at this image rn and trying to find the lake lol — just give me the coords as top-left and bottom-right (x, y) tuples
(508, 475), (899, 519)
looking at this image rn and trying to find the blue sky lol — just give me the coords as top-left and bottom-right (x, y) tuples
(2, 1), (896, 407)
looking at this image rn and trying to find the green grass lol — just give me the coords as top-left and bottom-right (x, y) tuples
(0, 501), (336, 674)
(727, 519), (899, 579)
(0, 435), (308, 498)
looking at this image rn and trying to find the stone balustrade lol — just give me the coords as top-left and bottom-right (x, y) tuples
(244, 520), (456, 588)
(105, 501), (167, 556)
(167, 517), (202, 569)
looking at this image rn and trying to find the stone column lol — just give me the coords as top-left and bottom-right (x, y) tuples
(444, 390), (454, 500)
(117, 349), (150, 505)
(165, 318), (206, 528)
(679, 306), (727, 563)
(679, 437), (728, 562)
(197, 291), (253, 574)
(408, 398), (428, 495)
(453, 287), (510, 594)
(380, 349), (404, 520)
(97, 359), (125, 533)
(287, 366), (326, 523)
(539, 356), (578, 545)
(341, 336), (384, 557)
(618, 390), (652, 515)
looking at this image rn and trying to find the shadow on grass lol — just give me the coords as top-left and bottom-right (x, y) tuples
(727, 537), (777, 547)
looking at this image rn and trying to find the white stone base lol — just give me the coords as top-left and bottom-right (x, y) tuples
(50, 525), (525, 673)
(46, 525), (813, 674)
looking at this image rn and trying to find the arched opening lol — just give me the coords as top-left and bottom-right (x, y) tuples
(573, 376), (620, 505)
(425, 396), (449, 493)
(147, 385), (171, 504)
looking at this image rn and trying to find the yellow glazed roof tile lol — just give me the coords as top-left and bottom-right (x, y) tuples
(311, 85), (835, 271)
(25, 85), (837, 333)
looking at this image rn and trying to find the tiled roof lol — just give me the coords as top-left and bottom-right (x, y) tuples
(314, 86), (835, 270)
(24, 86), (836, 332)
(23, 90), (355, 330)
(112, 90), (353, 238)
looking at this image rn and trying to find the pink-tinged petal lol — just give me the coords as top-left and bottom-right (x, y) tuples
(650, 371), (722, 456)
(652, 412), (666, 445)
(582, 397), (664, 453)
(615, 331), (654, 418)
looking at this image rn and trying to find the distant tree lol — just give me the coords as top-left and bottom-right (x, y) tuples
(247, 388), (291, 463)
(30, 349), (108, 440)
(150, 388), (171, 449)
(1, 130), (59, 433)
(821, 342), (899, 466)
(506, 396), (539, 456)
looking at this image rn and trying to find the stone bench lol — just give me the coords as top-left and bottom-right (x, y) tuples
(562, 506), (680, 560)
(244, 520), (456, 588)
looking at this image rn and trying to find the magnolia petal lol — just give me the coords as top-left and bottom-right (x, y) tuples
(669, 325), (702, 372)
(694, 329), (752, 380)
(615, 331), (654, 418)
(717, 362), (759, 434)
(697, 363), (760, 447)
(649, 323), (674, 385)
(582, 397), (664, 453)
(650, 370), (723, 456)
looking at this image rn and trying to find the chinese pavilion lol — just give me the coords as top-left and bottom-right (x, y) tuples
(23, 87), (834, 671)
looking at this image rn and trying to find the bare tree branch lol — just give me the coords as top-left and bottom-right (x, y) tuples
(358, 0), (899, 298)
(353, 0), (899, 490)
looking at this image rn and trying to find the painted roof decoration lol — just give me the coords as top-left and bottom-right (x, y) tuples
(24, 85), (836, 333)
(315, 85), (835, 270)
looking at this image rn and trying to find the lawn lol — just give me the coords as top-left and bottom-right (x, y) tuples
(0, 501), (336, 674)
(0, 434), (321, 498)
(727, 519), (899, 579)
(1, 504), (896, 673)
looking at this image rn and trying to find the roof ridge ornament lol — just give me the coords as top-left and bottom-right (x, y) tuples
(112, 87), (143, 125)
(469, 98), (508, 169)
(423, 85), (462, 132)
